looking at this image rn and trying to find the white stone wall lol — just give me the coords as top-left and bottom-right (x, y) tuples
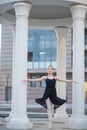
(0, 24), (13, 102)
(1, 24), (13, 70)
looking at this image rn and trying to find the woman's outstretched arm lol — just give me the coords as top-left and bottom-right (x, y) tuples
(56, 77), (78, 84)
(22, 76), (46, 82)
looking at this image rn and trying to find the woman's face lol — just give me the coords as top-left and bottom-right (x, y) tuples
(47, 66), (54, 75)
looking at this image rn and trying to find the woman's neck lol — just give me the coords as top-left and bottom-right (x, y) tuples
(48, 74), (53, 77)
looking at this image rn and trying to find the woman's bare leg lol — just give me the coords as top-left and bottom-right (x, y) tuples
(51, 103), (54, 117)
(46, 98), (53, 129)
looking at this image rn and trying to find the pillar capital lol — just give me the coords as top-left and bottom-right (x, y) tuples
(14, 2), (32, 18)
(70, 5), (87, 21)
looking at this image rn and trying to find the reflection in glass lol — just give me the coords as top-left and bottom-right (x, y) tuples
(40, 52), (45, 61)
(40, 62), (45, 68)
(41, 80), (46, 88)
(28, 29), (57, 69)
(31, 76), (36, 87)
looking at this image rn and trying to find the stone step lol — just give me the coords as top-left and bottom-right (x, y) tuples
(0, 103), (86, 119)
(0, 103), (46, 112)
(0, 111), (48, 118)
(0, 103), (47, 118)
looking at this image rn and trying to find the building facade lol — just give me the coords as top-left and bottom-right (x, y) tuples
(0, 25), (87, 105)
(0, 0), (87, 129)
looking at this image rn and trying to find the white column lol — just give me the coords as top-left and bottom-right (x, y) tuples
(7, 2), (33, 129)
(68, 5), (87, 129)
(54, 27), (68, 122)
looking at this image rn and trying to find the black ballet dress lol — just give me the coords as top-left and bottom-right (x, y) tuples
(35, 77), (66, 109)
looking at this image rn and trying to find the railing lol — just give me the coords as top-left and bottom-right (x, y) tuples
(27, 61), (56, 69)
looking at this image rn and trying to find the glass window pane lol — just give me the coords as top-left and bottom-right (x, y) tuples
(52, 40), (56, 48)
(45, 52), (51, 61)
(40, 34), (45, 41)
(52, 62), (56, 68)
(27, 62), (33, 69)
(31, 76), (36, 87)
(40, 62), (45, 68)
(5, 87), (12, 102)
(40, 41), (45, 49)
(46, 33), (51, 40)
(34, 62), (39, 69)
(40, 80), (46, 88)
(46, 41), (51, 48)
(28, 29), (57, 69)
(34, 52), (40, 61)
(45, 62), (51, 68)
(50, 50), (56, 61)
(40, 52), (45, 61)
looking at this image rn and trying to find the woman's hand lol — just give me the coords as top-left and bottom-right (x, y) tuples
(22, 79), (29, 82)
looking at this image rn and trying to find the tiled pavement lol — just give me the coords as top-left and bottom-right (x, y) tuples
(0, 118), (85, 130)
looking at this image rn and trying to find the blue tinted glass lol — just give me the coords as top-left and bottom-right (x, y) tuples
(45, 51), (51, 61)
(40, 33), (46, 41)
(51, 50), (56, 61)
(28, 29), (57, 65)
(45, 41), (52, 48)
(52, 40), (56, 48)
(40, 41), (45, 49)
(34, 52), (40, 61)
(40, 52), (45, 61)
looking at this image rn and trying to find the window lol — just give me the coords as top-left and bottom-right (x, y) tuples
(31, 76), (36, 87)
(28, 52), (33, 61)
(34, 52), (40, 61)
(85, 51), (87, 68)
(40, 80), (46, 88)
(84, 82), (87, 100)
(40, 52), (45, 61)
(28, 29), (57, 69)
(5, 87), (12, 102)
(45, 41), (52, 48)
(85, 29), (87, 45)
(40, 41), (45, 49)
(40, 34), (45, 41)
(40, 74), (46, 87)
(50, 50), (56, 61)
(52, 40), (56, 48)
(45, 51), (51, 61)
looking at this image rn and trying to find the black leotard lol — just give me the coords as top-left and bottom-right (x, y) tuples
(35, 77), (66, 109)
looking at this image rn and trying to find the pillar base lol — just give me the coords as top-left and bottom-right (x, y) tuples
(7, 118), (33, 129)
(5, 113), (12, 122)
(66, 116), (87, 129)
(53, 111), (68, 122)
(5, 117), (11, 122)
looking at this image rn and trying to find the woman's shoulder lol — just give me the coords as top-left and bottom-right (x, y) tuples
(41, 76), (47, 80)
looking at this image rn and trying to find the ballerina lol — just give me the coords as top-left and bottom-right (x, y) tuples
(22, 66), (78, 129)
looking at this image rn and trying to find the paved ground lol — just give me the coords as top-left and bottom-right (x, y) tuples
(0, 123), (70, 130)
(0, 118), (86, 130)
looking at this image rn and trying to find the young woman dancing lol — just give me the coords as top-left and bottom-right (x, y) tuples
(23, 66), (77, 129)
